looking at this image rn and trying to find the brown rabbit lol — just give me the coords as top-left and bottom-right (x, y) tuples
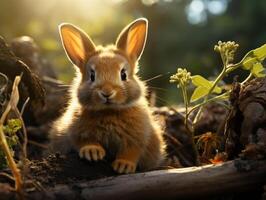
(51, 18), (166, 174)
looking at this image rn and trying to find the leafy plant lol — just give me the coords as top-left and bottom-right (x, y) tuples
(170, 41), (266, 126)
(0, 75), (24, 196)
(170, 41), (266, 161)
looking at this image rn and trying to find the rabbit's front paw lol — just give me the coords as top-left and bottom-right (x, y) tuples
(79, 144), (106, 161)
(112, 159), (137, 174)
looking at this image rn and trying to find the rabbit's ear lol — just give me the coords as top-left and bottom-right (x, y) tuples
(59, 23), (96, 70)
(116, 18), (148, 62)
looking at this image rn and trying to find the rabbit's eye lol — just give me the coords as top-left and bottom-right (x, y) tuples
(120, 69), (127, 81)
(90, 70), (95, 82)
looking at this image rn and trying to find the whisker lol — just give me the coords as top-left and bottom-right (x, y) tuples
(148, 86), (169, 92)
(154, 95), (172, 107)
(144, 72), (170, 83)
(53, 88), (70, 92)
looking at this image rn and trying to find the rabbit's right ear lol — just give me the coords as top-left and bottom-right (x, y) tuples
(59, 23), (96, 70)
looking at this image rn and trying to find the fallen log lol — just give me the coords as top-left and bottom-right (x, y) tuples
(26, 159), (266, 200)
(80, 160), (266, 200)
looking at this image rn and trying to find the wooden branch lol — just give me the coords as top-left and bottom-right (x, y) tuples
(1, 160), (265, 199)
(78, 160), (266, 200)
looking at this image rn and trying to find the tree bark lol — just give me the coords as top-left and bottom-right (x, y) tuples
(28, 159), (265, 200)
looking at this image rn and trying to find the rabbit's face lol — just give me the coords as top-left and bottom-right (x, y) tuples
(77, 49), (143, 109)
(59, 18), (148, 110)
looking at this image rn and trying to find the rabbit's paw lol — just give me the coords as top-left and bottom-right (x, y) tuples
(112, 159), (137, 174)
(79, 144), (106, 161)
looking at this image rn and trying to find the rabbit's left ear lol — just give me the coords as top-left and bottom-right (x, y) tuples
(116, 18), (148, 62)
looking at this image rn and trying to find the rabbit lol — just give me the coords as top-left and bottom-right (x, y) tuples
(50, 18), (166, 174)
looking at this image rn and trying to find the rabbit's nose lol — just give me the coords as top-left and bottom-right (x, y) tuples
(99, 91), (115, 99)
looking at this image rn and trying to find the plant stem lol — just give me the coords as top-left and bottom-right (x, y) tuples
(180, 84), (200, 165)
(241, 73), (253, 85)
(193, 67), (227, 125)
(181, 85), (188, 126)
(188, 91), (230, 118)
(225, 50), (253, 73)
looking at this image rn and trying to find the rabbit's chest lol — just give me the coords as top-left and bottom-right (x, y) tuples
(90, 115), (131, 135)
(80, 107), (150, 139)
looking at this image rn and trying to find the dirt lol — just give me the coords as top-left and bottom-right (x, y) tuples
(28, 151), (116, 187)
(0, 151), (124, 199)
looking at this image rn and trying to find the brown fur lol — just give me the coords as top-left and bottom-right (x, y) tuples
(50, 18), (166, 173)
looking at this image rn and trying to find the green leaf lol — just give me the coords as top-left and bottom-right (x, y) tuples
(3, 119), (22, 135)
(253, 44), (266, 60)
(192, 75), (222, 94)
(251, 63), (265, 77)
(192, 75), (212, 89)
(190, 86), (209, 102)
(211, 82), (222, 94)
(242, 57), (257, 70)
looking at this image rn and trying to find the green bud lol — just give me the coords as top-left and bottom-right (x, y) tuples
(214, 41), (239, 64)
(170, 68), (192, 87)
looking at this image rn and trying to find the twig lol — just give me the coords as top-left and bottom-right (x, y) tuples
(0, 172), (15, 181)
(163, 133), (183, 148)
(13, 108), (28, 161)
(20, 97), (30, 116)
(28, 140), (48, 149)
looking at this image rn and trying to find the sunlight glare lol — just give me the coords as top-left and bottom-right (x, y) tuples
(186, 0), (207, 25)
